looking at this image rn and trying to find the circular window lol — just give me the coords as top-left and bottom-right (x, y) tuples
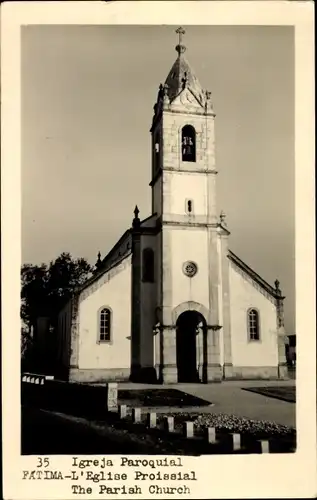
(183, 261), (198, 278)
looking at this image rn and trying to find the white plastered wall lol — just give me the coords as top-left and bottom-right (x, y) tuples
(169, 227), (209, 313)
(229, 262), (278, 367)
(77, 257), (132, 370)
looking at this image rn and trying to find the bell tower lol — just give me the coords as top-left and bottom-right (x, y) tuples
(150, 26), (218, 224)
(150, 28), (231, 384)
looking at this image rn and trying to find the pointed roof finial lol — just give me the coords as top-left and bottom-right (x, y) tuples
(95, 251), (102, 270)
(275, 279), (281, 295)
(134, 205), (139, 218)
(133, 205), (140, 229)
(175, 26), (186, 55)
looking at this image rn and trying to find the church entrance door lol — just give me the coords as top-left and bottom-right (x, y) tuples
(176, 310), (205, 383)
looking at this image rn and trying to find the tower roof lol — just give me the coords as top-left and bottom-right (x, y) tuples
(164, 27), (205, 105)
(151, 27), (214, 131)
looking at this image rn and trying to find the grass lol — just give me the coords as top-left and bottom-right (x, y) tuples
(242, 386), (296, 403)
(118, 388), (212, 408)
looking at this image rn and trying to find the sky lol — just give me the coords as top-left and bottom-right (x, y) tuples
(21, 25), (294, 332)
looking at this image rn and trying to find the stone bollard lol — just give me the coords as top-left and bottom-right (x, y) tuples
(207, 427), (217, 444)
(132, 408), (141, 423)
(119, 404), (127, 419)
(259, 440), (270, 453)
(35, 378), (40, 384)
(147, 412), (157, 428)
(107, 382), (118, 412)
(22, 375), (27, 382)
(164, 416), (174, 433)
(40, 378), (45, 385)
(230, 433), (241, 451)
(183, 421), (194, 438)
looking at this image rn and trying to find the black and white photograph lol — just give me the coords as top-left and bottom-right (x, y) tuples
(20, 22), (296, 455)
(1, 2), (315, 499)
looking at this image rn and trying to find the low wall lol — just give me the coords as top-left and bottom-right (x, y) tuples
(21, 375), (118, 417)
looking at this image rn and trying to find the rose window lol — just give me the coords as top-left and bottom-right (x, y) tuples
(183, 261), (198, 277)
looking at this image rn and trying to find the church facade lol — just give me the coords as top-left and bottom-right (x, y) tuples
(56, 28), (288, 384)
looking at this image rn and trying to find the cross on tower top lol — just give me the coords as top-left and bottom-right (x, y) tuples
(175, 26), (186, 55)
(176, 26), (185, 44)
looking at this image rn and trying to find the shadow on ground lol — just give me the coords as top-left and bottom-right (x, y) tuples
(118, 388), (211, 408)
(242, 386), (296, 403)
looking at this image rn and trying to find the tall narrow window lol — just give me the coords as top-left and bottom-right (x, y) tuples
(186, 199), (194, 214)
(182, 125), (196, 162)
(154, 133), (160, 171)
(99, 307), (112, 342)
(248, 308), (260, 341)
(142, 248), (154, 282)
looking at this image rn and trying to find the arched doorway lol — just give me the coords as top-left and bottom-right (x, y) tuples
(176, 310), (206, 383)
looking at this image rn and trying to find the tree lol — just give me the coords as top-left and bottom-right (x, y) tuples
(21, 252), (93, 329)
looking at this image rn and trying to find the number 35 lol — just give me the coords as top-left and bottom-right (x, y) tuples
(37, 457), (49, 468)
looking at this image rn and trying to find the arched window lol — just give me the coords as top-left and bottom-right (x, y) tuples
(182, 125), (196, 162)
(142, 248), (154, 283)
(247, 308), (260, 341)
(99, 307), (112, 342)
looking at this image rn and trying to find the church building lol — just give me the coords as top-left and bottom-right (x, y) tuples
(56, 28), (288, 384)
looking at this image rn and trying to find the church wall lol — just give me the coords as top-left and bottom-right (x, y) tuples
(152, 176), (162, 215)
(217, 237), (224, 365)
(229, 262), (278, 372)
(168, 171), (208, 216)
(168, 227), (209, 312)
(75, 257), (132, 380)
(156, 230), (162, 313)
(139, 233), (157, 369)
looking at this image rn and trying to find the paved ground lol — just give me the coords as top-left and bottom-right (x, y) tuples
(118, 380), (296, 428)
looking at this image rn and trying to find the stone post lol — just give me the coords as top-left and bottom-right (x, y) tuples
(107, 383), (118, 412)
(132, 408), (141, 423)
(207, 427), (216, 444)
(259, 440), (270, 453)
(119, 404), (127, 419)
(183, 421), (194, 438)
(164, 416), (174, 432)
(147, 412), (157, 428)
